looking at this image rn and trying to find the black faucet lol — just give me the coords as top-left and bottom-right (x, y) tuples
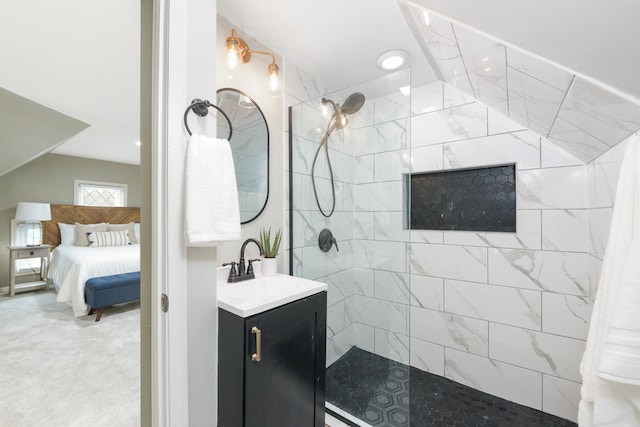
(224, 238), (265, 283)
(239, 238), (264, 276)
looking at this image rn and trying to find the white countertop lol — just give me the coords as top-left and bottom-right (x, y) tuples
(217, 265), (327, 318)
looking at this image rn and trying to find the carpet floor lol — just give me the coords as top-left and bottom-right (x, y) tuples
(0, 289), (140, 427)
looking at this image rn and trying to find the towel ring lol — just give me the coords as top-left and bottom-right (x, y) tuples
(183, 99), (233, 140)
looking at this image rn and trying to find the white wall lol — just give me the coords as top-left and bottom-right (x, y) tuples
(215, 18), (286, 270)
(185, 2), (219, 424)
(157, 0), (220, 424)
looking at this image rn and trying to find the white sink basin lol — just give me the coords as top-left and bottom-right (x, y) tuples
(217, 266), (327, 318)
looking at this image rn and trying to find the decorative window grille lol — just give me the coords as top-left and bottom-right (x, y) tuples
(74, 180), (127, 207)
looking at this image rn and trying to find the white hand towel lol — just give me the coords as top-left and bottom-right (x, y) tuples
(579, 135), (640, 426)
(184, 133), (241, 246)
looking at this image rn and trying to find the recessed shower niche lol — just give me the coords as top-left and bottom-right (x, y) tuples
(407, 164), (516, 232)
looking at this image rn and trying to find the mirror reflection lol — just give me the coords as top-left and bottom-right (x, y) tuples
(217, 88), (269, 224)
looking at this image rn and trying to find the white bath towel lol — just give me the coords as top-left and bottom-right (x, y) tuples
(599, 234), (640, 385)
(184, 133), (241, 246)
(579, 135), (640, 426)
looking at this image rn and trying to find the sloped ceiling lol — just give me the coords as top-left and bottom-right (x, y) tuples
(0, 88), (89, 177)
(0, 1), (140, 169)
(3, 1), (637, 170)
(217, 0), (437, 92)
(402, 0), (640, 101)
(400, 0), (640, 162)
(220, 0), (640, 162)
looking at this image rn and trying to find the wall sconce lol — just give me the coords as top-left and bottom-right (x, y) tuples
(226, 28), (281, 93)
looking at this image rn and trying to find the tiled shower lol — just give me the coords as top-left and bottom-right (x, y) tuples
(287, 69), (630, 425)
(287, 19), (635, 424)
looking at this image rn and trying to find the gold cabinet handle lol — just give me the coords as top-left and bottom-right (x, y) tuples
(251, 326), (262, 362)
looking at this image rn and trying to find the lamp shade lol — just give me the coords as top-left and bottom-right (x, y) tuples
(15, 202), (51, 221)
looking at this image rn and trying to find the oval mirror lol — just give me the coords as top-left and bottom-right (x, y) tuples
(216, 88), (269, 224)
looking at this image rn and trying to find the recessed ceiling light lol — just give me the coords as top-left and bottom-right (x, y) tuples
(377, 49), (409, 71)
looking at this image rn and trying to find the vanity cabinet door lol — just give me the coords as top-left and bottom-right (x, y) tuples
(245, 292), (326, 427)
(218, 291), (326, 427)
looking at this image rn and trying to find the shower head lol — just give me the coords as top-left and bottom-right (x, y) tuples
(313, 92), (366, 217)
(321, 92), (366, 130)
(341, 92), (365, 115)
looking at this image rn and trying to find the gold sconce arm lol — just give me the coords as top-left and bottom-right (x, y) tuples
(226, 28), (281, 92)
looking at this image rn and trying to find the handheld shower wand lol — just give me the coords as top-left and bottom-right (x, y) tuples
(311, 92), (365, 217)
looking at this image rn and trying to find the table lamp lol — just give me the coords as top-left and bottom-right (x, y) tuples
(15, 202), (51, 246)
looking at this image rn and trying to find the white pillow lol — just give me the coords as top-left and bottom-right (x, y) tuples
(75, 222), (109, 247)
(58, 223), (75, 246)
(134, 223), (140, 243)
(108, 222), (137, 244)
(87, 230), (131, 247)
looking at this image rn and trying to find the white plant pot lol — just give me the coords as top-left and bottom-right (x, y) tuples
(261, 257), (277, 277)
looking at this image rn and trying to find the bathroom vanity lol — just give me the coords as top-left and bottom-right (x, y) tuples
(217, 271), (327, 427)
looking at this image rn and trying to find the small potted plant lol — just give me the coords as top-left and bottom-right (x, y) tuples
(260, 227), (282, 276)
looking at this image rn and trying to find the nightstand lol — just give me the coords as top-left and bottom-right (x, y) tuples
(8, 245), (52, 296)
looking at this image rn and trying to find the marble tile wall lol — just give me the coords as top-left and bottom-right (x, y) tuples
(280, 13), (637, 424)
(288, 65), (606, 422)
(347, 71), (414, 369)
(285, 59), (358, 366)
(403, 82), (591, 422)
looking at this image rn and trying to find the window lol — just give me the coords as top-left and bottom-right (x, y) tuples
(74, 180), (128, 207)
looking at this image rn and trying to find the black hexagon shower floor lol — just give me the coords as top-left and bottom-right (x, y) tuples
(326, 347), (577, 427)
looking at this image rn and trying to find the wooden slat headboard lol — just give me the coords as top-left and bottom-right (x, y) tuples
(43, 204), (141, 247)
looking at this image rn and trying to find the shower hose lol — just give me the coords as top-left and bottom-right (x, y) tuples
(311, 122), (338, 217)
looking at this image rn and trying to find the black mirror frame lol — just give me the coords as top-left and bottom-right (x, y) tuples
(216, 87), (270, 225)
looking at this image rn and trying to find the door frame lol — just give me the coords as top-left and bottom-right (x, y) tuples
(147, 0), (191, 424)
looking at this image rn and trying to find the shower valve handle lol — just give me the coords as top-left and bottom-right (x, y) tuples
(318, 228), (339, 253)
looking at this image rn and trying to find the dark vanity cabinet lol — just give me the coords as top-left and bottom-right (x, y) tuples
(218, 291), (327, 427)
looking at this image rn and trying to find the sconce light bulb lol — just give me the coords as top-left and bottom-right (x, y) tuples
(227, 48), (239, 70)
(268, 73), (279, 92)
(226, 37), (242, 70)
(266, 63), (280, 92)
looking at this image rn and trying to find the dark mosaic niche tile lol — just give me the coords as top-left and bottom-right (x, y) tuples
(408, 164), (516, 232)
(326, 347), (576, 427)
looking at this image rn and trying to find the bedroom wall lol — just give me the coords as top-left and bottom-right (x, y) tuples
(0, 153), (141, 289)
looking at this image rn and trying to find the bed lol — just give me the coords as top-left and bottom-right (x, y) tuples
(43, 205), (140, 317)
